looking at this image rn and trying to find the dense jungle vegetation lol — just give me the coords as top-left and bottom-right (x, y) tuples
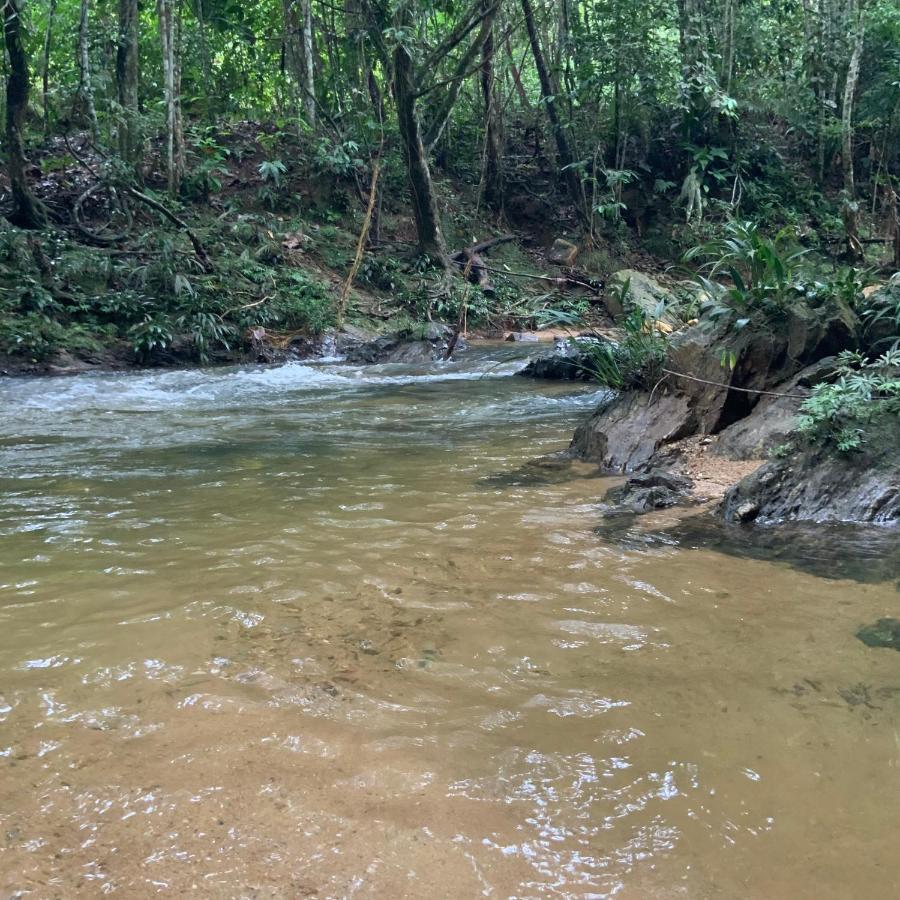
(1, 0), (899, 384)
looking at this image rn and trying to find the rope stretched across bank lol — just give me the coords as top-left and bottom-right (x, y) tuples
(661, 369), (809, 400)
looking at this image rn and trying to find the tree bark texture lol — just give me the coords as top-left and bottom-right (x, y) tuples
(3, 0), (48, 228)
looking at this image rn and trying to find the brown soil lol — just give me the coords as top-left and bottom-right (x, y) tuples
(667, 435), (765, 504)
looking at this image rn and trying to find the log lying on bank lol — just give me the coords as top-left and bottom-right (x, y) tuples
(450, 234), (516, 293)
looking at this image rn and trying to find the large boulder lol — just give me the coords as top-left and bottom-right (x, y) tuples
(721, 422), (900, 525)
(570, 296), (859, 474)
(605, 270), (681, 327)
(571, 390), (697, 472)
(666, 301), (857, 435)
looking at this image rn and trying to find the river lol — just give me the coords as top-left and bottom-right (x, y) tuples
(0, 348), (898, 898)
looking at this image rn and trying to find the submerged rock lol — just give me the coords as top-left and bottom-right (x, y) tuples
(856, 618), (900, 651)
(603, 469), (694, 514)
(722, 422), (900, 525)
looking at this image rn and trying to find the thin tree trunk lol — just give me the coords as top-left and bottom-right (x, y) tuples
(841, 1), (864, 199)
(480, 0), (503, 211)
(41, 0), (57, 132)
(503, 30), (530, 110)
(77, 0), (99, 138)
(157, 0), (184, 195)
(300, 0), (316, 126)
(3, 0), (47, 228)
(721, 0), (735, 94)
(116, 0), (140, 165)
(520, 0), (585, 222)
(392, 40), (449, 265)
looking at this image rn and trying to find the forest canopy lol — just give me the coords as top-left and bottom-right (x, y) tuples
(1, 0), (899, 363)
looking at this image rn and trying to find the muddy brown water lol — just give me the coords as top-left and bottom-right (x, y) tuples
(1, 349), (898, 898)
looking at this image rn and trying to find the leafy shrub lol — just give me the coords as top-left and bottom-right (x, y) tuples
(0, 313), (65, 359)
(576, 307), (668, 389)
(861, 278), (900, 349)
(683, 220), (806, 318)
(795, 349), (900, 451)
(128, 316), (175, 361)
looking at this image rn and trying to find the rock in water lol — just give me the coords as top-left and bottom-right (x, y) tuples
(345, 324), (465, 364)
(856, 618), (900, 651)
(517, 338), (605, 380)
(603, 470), (694, 514)
(571, 391), (697, 472)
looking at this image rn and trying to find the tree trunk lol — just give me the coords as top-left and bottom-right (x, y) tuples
(77, 0), (99, 138)
(41, 0), (57, 132)
(3, 0), (47, 228)
(520, 0), (585, 222)
(841, 1), (864, 199)
(503, 29), (530, 110)
(480, 0), (503, 211)
(157, 0), (185, 195)
(300, 0), (316, 126)
(392, 41), (449, 265)
(116, 0), (140, 165)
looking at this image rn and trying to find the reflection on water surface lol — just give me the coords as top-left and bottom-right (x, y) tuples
(0, 350), (897, 898)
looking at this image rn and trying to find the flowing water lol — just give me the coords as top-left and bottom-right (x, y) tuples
(0, 348), (898, 899)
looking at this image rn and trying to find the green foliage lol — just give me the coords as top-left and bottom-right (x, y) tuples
(861, 278), (900, 349)
(576, 306), (668, 389)
(795, 349), (900, 451)
(128, 316), (175, 361)
(684, 220), (806, 318)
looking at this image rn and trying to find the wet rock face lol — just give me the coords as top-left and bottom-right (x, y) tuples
(344, 324), (464, 364)
(571, 391), (697, 472)
(603, 470), (694, 514)
(722, 424), (900, 526)
(571, 301), (859, 474)
(856, 619), (900, 652)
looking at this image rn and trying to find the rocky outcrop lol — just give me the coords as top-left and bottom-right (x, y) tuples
(603, 470), (694, 514)
(344, 323), (465, 364)
(572, 302), (858, 473)
(712, 358), (836, 460)
(667, 301), (856, 435)
(721, 422), (900, 525)
(572, 391), (697, 471)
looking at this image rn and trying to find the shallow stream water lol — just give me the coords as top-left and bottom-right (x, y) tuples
(0, 347), (898, 898)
